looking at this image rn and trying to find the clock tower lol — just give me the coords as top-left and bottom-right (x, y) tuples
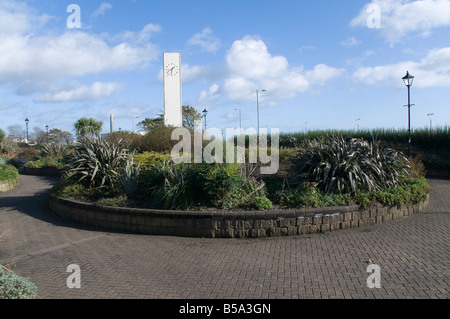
(163, 53), (183, 127)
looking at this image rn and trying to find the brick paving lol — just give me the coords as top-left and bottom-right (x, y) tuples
(0, 175), (449, 299)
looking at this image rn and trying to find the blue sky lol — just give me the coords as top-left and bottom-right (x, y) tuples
(1, 0), (450, 136)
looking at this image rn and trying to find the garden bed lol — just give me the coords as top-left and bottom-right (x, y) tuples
(0, 164), (19, 193)
(49, 193), (429, 239)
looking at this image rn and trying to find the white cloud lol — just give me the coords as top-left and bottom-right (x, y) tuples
(188, 28), (221, 53)
(351, 0), (450, 45)
(182, 64), (211, 83)
(219, 36), (343, 102)
(340, 36), (361, 47)
(0, 0), (50, 36)
(92, 3), (112, 17)
(199, 83), (220, 104)
(226, 36), (288, 80)
(0, 31), (158, 94)
(305, 64), (345, 86)
(34, 82), (123, 103)
(0, 2), (160, 100)
(112, 23), (162, 45)
(353, 47), (450, 88)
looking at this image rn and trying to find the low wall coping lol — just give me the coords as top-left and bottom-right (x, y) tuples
(49, 194), (430, 239)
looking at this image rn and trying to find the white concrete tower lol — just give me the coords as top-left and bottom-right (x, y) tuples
(163, 53), (183, 127)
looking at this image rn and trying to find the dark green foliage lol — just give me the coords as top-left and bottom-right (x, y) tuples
(353, 177), (431, 209)
(275, 127), (450, 172)
(273, 183), (353, 209)
(66, 137), (131, 189)
(41, 143), (71, 160)
(138, 162), (269, 210)
(271, 177), (429, 209)
(119, 157), (140, 196)
(289, 135), (410, 195)
(250, 196), (273, 210)
(0, 164), (19, 182)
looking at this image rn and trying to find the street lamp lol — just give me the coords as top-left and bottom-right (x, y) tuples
(356, 118), (361, 131)
(132, 116), (139, 132)
(427, 113), (434, 131)
(234, 108), (242, 134)
(256, 89), (266, 142)
(25, 118), (29, 143)
(402, 71), (414, 156)
(46, 125), (49, 143)
(202, 108), (208, 134)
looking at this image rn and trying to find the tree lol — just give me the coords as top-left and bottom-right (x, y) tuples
(137, 113), (164, 132)
(74, 118), (103, 140)
(182, 105), (202, 130)
(48, 129), (74, 145)
(0, 128), (5, 143)
(138, 106), (201, 132)
(7, 125), (25, 139)
(32, 127), (47, 144)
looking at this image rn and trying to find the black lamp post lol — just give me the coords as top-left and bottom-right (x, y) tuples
(402, 71), (414, 156)
(256, 89), (266, 142)
(46, 125), (49, 143)
(202, 108), (208, 134)
(234, 108), (242, 134)
(427, 113), (434, 131)
(25, 118), (29, 143)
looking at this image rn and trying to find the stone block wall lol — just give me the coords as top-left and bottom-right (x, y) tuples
(49, 195), (429, 239)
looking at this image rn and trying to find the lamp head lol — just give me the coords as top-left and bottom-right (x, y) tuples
(402, 71), (414, 87)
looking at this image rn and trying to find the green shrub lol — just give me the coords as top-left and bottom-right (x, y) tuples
(134, 151), (172, 168)
(17, 146), (38, 161)
(272, 177), (429, 210)
(138, 161), (269, 210)
(41, 143), (71, 160)
(0, 267), (38, 299)
(0, 129), (5, 143)
(289, 135), (410, 195)
(0, 164), (19, 182)
(145, 161), (201, 210)
(0, 140), (20, 156)
(66, 137), (130, 190)
(97, 196), (131, 207)
(197, 163), (246, 209)
(273, 183), (352, 209)
(119, 156), (141, 196)
(24, 158), (66, 170)
(140, 126), (182, 152)
(250, 196), (273, 210)
(51, 178), (94, 199)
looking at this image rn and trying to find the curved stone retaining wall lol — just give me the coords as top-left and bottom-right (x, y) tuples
(49, 195), (430, 238)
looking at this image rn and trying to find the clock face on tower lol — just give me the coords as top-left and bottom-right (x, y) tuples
(165, 63), (179, 76)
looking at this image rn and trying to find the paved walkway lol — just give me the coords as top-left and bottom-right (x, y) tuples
(0, 175), (448, 299)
